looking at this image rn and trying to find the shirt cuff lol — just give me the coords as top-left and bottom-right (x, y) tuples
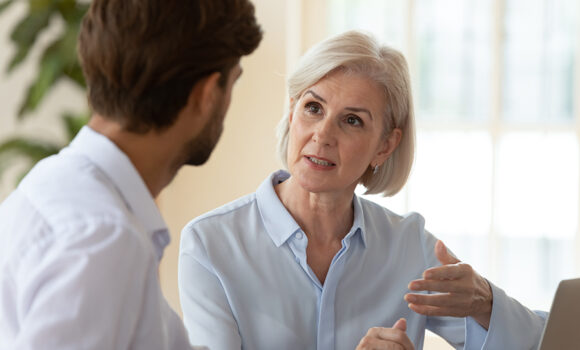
(464, 280), (548, 350)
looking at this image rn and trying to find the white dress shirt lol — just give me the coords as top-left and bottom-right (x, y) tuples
(179, 170), (547, 350)
(0, 126), (203, 350)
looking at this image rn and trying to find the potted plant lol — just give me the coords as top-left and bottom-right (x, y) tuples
(0, 0), (89, 184)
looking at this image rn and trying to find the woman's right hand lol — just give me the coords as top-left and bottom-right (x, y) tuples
(356, 318), (415, 350)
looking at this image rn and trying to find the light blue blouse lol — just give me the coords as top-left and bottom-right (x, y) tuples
(179, 170), (547, 350)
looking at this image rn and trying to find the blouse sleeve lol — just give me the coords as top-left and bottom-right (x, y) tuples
(464, 281), (547, 350)
(419, 227), (547, 349)
(179, 228), (242, 350)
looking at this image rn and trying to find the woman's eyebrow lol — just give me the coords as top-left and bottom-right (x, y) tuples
(304, 90), (326, 103)
(345, 107), (373, 120)
(304, 89), (373, 120)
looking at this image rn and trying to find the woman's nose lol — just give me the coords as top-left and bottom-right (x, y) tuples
(312, 118), (336, 146)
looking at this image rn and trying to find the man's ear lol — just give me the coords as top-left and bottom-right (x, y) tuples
(189, 72), (222, 116)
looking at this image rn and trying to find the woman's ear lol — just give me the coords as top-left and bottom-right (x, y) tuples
(288, 98), (295, 123)
(373, 128), (402, 165)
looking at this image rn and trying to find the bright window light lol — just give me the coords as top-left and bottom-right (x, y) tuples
(328, 0), (580, 312)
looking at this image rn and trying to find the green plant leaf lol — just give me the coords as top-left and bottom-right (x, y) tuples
(56, 0), (88, 23)
(64, 63), (86, 88)
(58, 21), (84, 77)
(59, 2), (88, 88)
(0, 0), (89, 186)
(16, 167), (32, 185)
(6, 6), (54, 72)
(0, 137), (60, 179)
(17, 52), (62, 117)
(62, 112), (89, 141)
(29, 0), (56, 11)
(17, 11), (89, 118)
(0, 137), (61, 160)
(0, 0), (16, 15)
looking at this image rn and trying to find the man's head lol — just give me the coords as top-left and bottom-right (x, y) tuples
(179, 64), (243, 166)
(78, 0), (262, 134)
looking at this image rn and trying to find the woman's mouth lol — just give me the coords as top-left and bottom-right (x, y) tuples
(306, 156), (336, 167)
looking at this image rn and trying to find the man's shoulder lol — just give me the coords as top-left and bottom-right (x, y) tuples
(0, 154), (148, 272)
(0, 152), (139, 259)
(19, 151), (128, 221)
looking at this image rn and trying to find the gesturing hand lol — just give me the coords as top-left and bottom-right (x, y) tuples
(356, 318), (415, 350)
(404, 240), (493, 329)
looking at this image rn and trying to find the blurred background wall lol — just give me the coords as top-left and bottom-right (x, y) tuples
(157, 0), (290, 315)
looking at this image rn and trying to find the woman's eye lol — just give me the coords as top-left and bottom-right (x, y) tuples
(305, 102), (322, 114)
(346, 115), (363, 126)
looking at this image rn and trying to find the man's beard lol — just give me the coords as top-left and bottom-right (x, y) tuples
(182, 102), (225, 166)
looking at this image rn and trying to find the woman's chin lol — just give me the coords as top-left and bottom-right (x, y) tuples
(293, 174), (350, 196)
(291, 176), (332, 194)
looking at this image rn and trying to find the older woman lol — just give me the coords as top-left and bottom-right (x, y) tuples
(178, 31), (547, 350)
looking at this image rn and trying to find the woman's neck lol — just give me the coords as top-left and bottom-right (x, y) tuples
(275, 177), (355, 244)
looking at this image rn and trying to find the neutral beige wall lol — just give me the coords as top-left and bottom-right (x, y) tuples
(157, 0), (289, 315)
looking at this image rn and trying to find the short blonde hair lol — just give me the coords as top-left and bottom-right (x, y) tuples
(276, 30), (415, 196)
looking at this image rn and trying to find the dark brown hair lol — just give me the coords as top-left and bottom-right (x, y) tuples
(78, 0), (262, 132)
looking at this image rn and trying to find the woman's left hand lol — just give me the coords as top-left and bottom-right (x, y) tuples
(404, 240), (493, 329)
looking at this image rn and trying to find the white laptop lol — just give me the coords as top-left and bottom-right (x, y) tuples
(537, 278), (580, 349)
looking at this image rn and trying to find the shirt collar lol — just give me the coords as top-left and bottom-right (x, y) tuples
(256, 170), (301, 247)
(256, 170), (367, 248)
(351, 194), (367, 248)
(65, 126), (170, 260)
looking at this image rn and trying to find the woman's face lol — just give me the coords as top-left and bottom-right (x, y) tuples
(286, 70), (396, 195)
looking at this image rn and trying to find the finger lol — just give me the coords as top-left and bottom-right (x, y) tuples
(435, 240), (460, 265)
(357, 341), (405, 350)
(356, 336), (405, 350)
(407, 302), (464, 318)
(363, 327), (414, 350)
(408, 278), (468, 293)
(405, 292), (467, 308)
(375, 327), (414, 350)
(423, 263), (469, 280)
(392, 318), (407, 332)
